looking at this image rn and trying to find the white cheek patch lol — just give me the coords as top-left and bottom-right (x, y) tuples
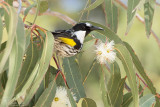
(74, 31), (86, 43)
(85, 23), (92, 27)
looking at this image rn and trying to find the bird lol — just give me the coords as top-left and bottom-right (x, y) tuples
(52, 22), (103, 57)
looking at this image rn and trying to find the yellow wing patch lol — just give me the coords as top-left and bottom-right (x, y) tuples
(59, 37), (76, 47)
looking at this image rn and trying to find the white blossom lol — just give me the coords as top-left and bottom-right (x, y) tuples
(95, 40), (116, 64)
(51, 87), (76, 107)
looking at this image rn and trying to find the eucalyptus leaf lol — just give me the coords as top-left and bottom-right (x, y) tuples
(15, 43), (40, 95)
(0, 7), (18, 73)
(35, 80), (57, 107)
(104, 0), (118, 33)
(144, 0), (155, 37)
(0, 17), (25, 106)
(83, 0), (104, 12)
(24, 2), (37, 16)
(99, 64), (110, 107)
(139, 94), (155, 107)
(63, 56), (86, 101)
(107, 62), (125, 107)
(39, 1), (48, 14)
(122, 93), (133, 107)
(126, 0), (141, 34)
(0, 16), (3, 49)
(123, 42), (160, 106)
(115, 44), (139, 107)
(77, 98), (97, 107)
(67, 88), (77, 107)
(22, 32), (54, 105)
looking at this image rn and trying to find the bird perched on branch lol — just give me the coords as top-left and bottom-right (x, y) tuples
(52, 22), (103, 57)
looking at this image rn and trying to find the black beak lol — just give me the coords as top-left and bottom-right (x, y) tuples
(90, 26), (103, 31)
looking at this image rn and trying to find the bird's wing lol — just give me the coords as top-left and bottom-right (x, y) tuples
(52, 30), (76, 47)
(52, 30), (73, 38)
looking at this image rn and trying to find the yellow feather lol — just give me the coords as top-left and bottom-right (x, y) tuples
(59, 37), (76, 47)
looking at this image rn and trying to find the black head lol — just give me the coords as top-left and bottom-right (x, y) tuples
(72, 22), (103, 35)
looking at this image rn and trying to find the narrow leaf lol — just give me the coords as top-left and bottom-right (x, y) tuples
(139, 94), (155, 107)
(83, 0), (104, 11)
(39, 1), (48, 14)
(67, 88), (77, 107)
(35, 80), (57, 107)
(115, 44), (139, 107)
(63, 56), (86, 101)
(126, 0), (140, 34)
(24, 2), (37, 16)
(99, 65), (110, 107)
(15, 43), (40, 95)
(104, 0), (118, 33)
(123, 42), (160, 106)
(122, 93), (133, 107)
(0, 16), (3, 49)
(0, 7), (18, 73)
(144, 0), (155, 37)
(0, 17), (25, 106)
(23, 32), (54, 105)
(77, 98), (97, 107)
(107, 62), (125, 107)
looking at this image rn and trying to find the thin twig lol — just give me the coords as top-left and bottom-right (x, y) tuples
(53, 56), (69, 88)
(42, 10), (76, 25)
(136, 73), (148, 88)
(115, 0), (160, 48)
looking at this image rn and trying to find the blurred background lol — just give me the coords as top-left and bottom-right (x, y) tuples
(23, 0), (160, 106)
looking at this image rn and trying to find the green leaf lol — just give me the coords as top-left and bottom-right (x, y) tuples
(0, 8), (4, 17)
(83, 0), (104, 11)
(67, 88), (77, 107)
(122, 93), (133, 107)
(0, 71), (7, 90)
(0, 7), (18, 73)
(25, 30), (31, 50)
(77, 98), (97, 107)
(82, 39), (96, 51)
(0, 16), (3, 49)
(126, 0), (141, 34)
(24, 2), (37, 16)
(0, 17), (25, 106)
(22, 32), (54, 105)
(107, 62), (126, 107)
(104, 0), (118, 33)
(139, 94), (155, 107)
(39, 1), (48, 14)
(115, 44), (139, 107)
(35, 80), (57, 107)
(123, 42), (160, 106)
(63, 56), (86, 101)
(0, 79), (4, 102)
(5, 0), (14, 5)
(0, 42), (6, 53)
(15, 43), (40, 95)
(144, 0), (155, 37)
(99, 65), (110, 107)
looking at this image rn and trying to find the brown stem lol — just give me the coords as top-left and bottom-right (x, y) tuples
(136, 73), (148, 88)
(53, 56), (69, 88)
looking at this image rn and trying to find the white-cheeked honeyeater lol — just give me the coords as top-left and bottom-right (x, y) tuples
(52, 22), (103, 57)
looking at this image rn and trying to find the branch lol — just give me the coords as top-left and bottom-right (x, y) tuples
(42, 10), (76, 26)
